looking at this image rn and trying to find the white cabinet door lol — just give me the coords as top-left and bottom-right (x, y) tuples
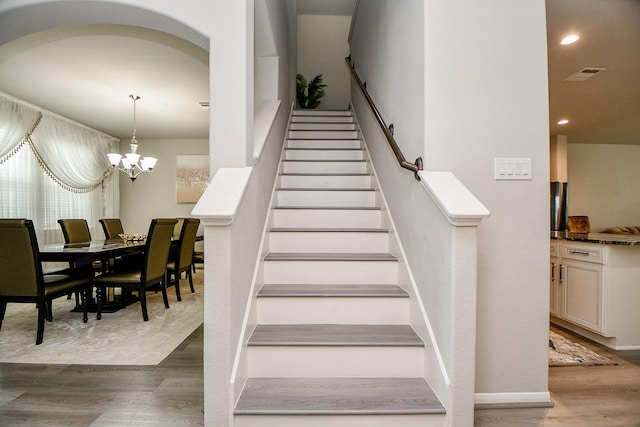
(560, 259), (605, 333)
(550, 257), (559, 316)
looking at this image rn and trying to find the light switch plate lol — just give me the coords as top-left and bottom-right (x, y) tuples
(494, 158), (532, 180)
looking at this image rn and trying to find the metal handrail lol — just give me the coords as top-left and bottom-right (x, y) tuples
(345, 56), (423, 180)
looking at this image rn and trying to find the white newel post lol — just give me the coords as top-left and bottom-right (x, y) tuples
(193, 168), (253, 427)
(418, 171), (490, 426)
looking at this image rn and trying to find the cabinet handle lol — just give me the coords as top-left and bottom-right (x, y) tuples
(559, 264), (564, 284)
(568, 249), (591, 256)
(551, 262), (557, 281)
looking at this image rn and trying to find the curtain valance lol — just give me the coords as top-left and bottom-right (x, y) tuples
(0, 95), (41, 162)
(0, 92), (118, 192)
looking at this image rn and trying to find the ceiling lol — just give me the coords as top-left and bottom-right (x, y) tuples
(546, 0), (640, 145)
(0, 0), (637, 145)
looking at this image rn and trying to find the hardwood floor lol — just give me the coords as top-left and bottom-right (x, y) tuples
(475, 325), (640, 426)
(0, 324), (203, 426)
(2, 323), (639, 426)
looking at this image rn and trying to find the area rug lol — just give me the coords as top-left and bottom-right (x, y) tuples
(549, 330), (617, 367)
(0, 272), (203, 365)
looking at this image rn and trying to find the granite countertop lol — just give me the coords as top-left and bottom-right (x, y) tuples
(552, 232), (640, 246)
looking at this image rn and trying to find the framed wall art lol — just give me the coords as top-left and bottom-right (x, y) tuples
(176, 154), (209, 203)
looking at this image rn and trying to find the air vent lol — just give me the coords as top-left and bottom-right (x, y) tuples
(198, 101), (210, 108)
(563, 67), (606, 82)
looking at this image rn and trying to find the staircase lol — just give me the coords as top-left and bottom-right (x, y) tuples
(234, 109), (445, 427)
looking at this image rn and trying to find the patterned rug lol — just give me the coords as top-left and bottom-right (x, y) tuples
(0, 272), (203, 365)
(549, 330), (617, 367)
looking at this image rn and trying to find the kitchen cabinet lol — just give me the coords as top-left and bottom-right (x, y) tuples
(549, 242), (559, 316)
(550, 239), (640, 349)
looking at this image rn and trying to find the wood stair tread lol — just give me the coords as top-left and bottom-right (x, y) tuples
(264, 252), (397, 261)
(273, 205), (381, 210)
(248, 324), (423, 346)
(234, 377), (444, 415)
(269, 227), (388, 233)
(281, 159), (366, 162)
(285, 147), (363, 151)
(257, 284), (408, 298)
(280, 172), (372, 176)
(278, 188), (374, 191)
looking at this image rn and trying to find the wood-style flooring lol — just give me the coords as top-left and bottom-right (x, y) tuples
(0, 325), (203, 426)
(1, 323), (639, 426)
(475, 325), (640, 426)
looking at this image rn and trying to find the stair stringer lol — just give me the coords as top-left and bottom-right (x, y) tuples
(228, 115), (293, 411)
(360, 140), (452, 411)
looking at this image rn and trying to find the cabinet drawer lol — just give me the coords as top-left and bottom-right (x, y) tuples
(561, 243), (604, 264)
(550, 242), (559, 257)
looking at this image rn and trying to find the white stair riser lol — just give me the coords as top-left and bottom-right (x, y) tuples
(257, 297), (409, 324)
(277, 190), (376, 207)
(268, 231), (388, 253)
(291, 115), (354, 123)
(282, 161), (368, 174)
(287, 139), (362, 149)
(263, 260), (397, 285)
(279, 174), (373, 189)
(272, 209), (382, 228)
(284, 149), (364, 161)
(288, 130), (359, 139)
(235, 414), (445, 427)
(247, 346), (423, 378)
(293, 110), (353, 117)
(290, 123), (356, 131)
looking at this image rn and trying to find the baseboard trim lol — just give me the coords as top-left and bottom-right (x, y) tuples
(474, 392), (552, 409)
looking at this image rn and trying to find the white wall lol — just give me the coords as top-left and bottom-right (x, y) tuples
(297, 14), (351, 110)
(117, 138), (208, 234)
(568, 143), (640, 231)
(425, 0), (550, 398)
(350, 0), (550, 401)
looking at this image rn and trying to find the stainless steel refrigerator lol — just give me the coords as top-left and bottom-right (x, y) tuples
(550, 181), (568, 237)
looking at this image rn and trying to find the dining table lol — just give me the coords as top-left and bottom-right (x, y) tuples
(39, 238), (147, 313)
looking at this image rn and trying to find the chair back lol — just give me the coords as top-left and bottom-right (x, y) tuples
(175, 218), (201, 271)
(0, 219), (43, 297)
(143, 218), (178, 285)
(99, 218), (124, 240)
(58, 219), (91, 243)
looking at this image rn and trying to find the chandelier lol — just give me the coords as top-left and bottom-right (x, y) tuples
(107, 95), (157, 182)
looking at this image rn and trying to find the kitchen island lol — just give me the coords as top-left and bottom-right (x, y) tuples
(550, 233), (640, 350)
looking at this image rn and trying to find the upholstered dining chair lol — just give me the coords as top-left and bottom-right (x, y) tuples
(167, 218), (200, 300)
(0, 219), (91, 345)
(57, 218), (102, 307)
(192, 250), (204, 273)
(58, 218), (92, 243)
(99, 218), (124, 240)
(93, 218), (177, 321)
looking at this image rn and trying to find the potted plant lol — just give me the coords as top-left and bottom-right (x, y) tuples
(296, 73), (326, 109)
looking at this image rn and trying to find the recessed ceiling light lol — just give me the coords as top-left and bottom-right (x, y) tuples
(561, 34), (580, 45)
(557, 119), (569, 125)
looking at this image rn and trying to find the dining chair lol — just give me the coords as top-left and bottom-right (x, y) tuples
(167, 218), (200, 300)
(93, 218), (177, 321)
(99, 218), (124, 240)
(192, 250), (204, 273)
(0, 219), (91, 345)
(57, 218), (104, 310)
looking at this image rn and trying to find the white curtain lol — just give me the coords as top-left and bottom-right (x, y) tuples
(0, 93), (119, 244)
(0, 95), (40, 161)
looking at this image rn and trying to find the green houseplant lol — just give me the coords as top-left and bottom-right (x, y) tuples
(296, 73), (326, 109)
